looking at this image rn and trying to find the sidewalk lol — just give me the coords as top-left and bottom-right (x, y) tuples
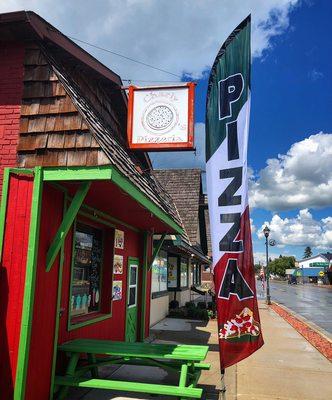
(65, 301), (332, 399)
(232, 302), (332, 400)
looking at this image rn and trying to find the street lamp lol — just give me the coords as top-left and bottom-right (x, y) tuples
(263, 225), (271, 305)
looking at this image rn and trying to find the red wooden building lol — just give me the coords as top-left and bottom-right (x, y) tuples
(0, 11), (183, 399)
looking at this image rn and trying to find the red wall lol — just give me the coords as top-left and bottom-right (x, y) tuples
(24, 184), (146, 399)
(0, 174), (33, 399)
(0, 43), (24, 195)
(25, 184), (64, 399)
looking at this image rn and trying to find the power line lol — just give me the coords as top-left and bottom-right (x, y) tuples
(68, 35), (183, 79)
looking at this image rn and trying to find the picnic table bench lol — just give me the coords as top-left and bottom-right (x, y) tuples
(55, 339), (210, 399)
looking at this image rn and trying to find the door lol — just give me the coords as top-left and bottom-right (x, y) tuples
(125, 258), (139, 342)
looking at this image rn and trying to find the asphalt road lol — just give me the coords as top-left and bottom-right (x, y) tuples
(257, 280), (332, 335)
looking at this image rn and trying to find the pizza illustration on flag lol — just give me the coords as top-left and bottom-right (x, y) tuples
(219, 307), (260, 341)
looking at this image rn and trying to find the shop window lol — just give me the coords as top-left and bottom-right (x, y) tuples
(167, 256), (178, 289)
(151, 250), (168, 294)
(180, 258), (189, 288)
(128, 263), (138, 307)
(70, 223), (104, 324)
(192, 263), (201, 286)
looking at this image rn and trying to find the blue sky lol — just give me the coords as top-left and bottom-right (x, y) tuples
(2, 0), (331, 262)
(152, 0), (332, 261)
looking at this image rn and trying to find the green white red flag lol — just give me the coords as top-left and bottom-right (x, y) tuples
(205, 15), (264, 370)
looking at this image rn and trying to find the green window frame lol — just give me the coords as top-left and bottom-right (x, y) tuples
(68, 220), (112, 330)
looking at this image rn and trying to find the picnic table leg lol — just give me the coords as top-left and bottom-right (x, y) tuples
(56, 352), (80, 400)
(179, 364), (188, 387)
(87, 353), (99, 378)
(178, 363), (189, 400)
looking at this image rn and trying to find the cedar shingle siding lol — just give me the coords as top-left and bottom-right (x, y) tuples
(153, 169), (203, 246)
(0, 9), (183, 228)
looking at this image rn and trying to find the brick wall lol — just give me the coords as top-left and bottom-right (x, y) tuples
(0, 42), (25, 196)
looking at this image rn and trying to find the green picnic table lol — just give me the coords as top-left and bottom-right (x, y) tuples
(55, 339), (210, 399)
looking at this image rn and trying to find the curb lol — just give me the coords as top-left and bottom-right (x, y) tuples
(270, 302), (332, 362)
(272, 301), (332, 341)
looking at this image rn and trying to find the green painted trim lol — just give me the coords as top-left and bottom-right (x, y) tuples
(49, 193), (67, 399)
(140, 232), (149, 341)
(0, 168), (10, 262)
(14, 166), (43, 400)
(9, 168), (34, 175)
(126, 256), (140, 342)
(43, 166), (112, 181)
(43, 165), (183, 234)
(46, 181), (91, 271)
(49, 182), (139, 233)
(149, 233), (166, 270)
(68, 313), (112, 331)
(111, 167), (183, 235)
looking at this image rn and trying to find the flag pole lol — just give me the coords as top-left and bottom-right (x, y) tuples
(219, 368), (226, 399)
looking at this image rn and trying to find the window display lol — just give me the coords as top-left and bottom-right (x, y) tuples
(70, 223), (103, 322)
(151, 250), (168, 293)
(180, 259), (188, 287)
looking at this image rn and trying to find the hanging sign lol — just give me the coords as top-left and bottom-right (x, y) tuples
(127, 83), (195, 151)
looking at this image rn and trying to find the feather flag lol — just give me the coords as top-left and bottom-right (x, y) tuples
(205, 15), (264, 370)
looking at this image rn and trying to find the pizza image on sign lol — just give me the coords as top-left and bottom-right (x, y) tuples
(219, 307), (261, 341)
(127, 83), (195, 151)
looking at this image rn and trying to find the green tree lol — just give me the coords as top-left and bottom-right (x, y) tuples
(254, 264), (262, 274)
(268, 256), (296, 277)
(303, 246), (312, 259)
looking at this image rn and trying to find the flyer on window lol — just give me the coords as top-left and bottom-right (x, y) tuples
(114, 229), (124, 249)
(113, 254), (124, 274)
(112, 280), (122, 301)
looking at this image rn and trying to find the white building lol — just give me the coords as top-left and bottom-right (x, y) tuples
(297, 252), (332, 268)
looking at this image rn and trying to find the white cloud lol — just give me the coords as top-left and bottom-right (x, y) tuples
(308, 68), (324, 81)
(254, 251), (279, 265)
(257, 208), (332, 249)
(250, 132), (332, 211)
(250, 218), (257, 234)
(1, 0), (299, 81)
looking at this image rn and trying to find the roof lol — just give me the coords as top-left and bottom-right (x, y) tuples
(321, 252), (332, 261)
(298, 253), (332, 263)
(0, 11), (183, 230)
(0, 11), (122, 86)
(153, 169), (202, 245)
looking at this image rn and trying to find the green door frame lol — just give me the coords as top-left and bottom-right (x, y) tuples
(125, 257), (140, 342)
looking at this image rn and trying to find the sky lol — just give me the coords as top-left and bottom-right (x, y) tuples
(2, 0), (332, 263)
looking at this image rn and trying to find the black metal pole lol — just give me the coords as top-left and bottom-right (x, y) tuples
(265, 237), (271, 305)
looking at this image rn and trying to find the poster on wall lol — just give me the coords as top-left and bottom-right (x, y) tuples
(112, 280), (122, 301)
(114, 229), (124, 249)
(113, 254), (124, 274)
(167, 256), (178, 288)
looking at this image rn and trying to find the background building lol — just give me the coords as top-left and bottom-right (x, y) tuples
(149, 169), (211, 326)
